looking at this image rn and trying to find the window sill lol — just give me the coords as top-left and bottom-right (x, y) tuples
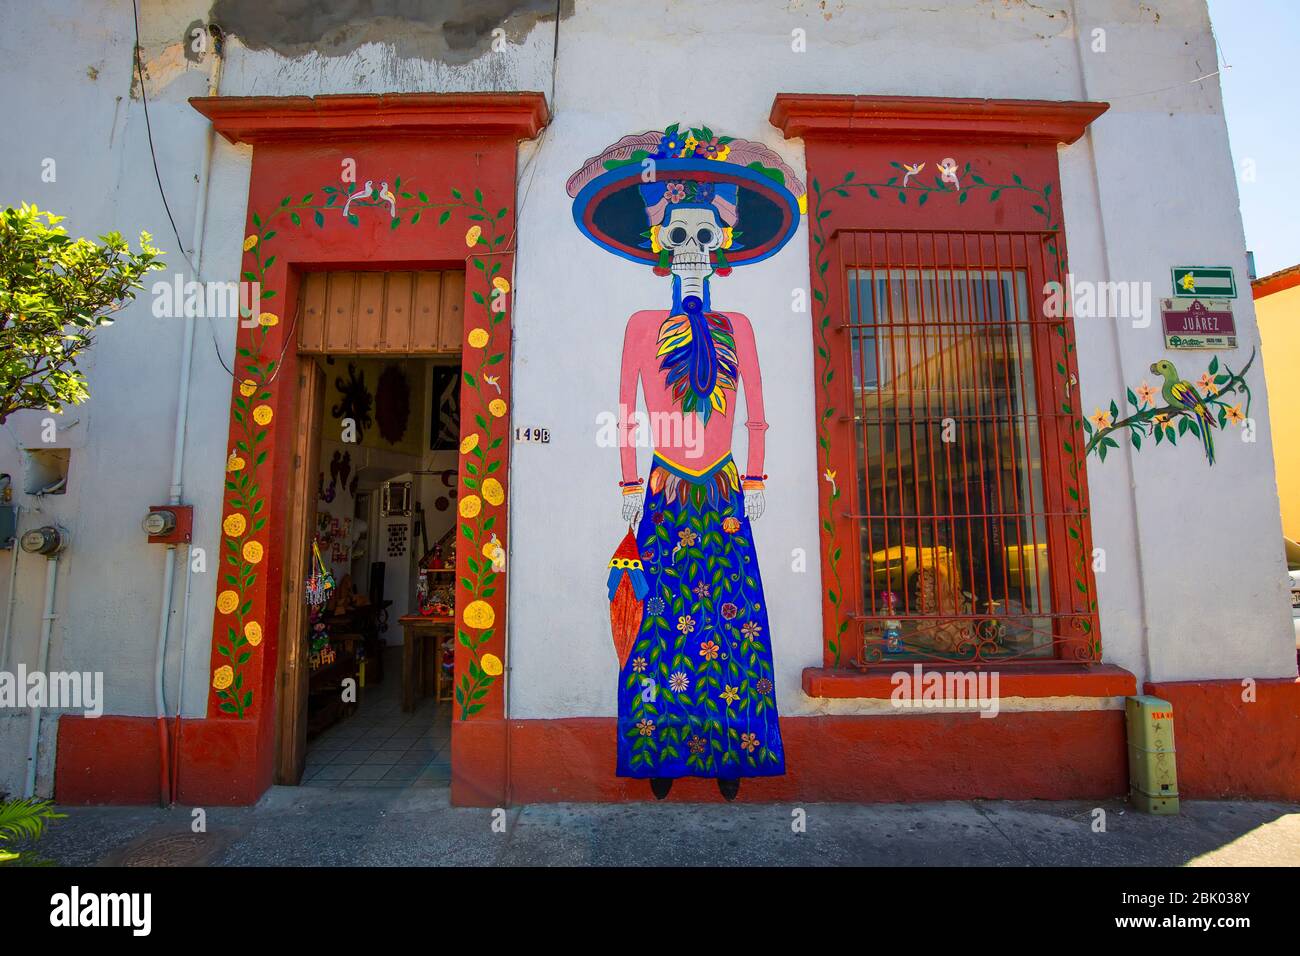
(802, 663), (1137, 700)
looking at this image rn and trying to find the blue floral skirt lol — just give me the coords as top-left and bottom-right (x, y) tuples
(617, 453), (785, 779)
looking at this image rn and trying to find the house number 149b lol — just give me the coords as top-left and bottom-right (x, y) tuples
(514, 427), (550, 443)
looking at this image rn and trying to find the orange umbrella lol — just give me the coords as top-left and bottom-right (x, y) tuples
(606, 529), (649, 669)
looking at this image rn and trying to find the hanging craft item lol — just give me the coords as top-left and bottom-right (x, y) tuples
(606, 528), (649, 669)
(306, 540), (335, 606)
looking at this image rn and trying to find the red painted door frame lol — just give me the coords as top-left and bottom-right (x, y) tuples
(52, 94), (546, 806)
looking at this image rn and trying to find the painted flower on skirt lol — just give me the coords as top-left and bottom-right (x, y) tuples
(741, 621), (762, 639)
(722, 517), (740, 533)
(720, 685), (740, 705)
(636, 718), (656, 737)
(677, 615), (696, 635)
(720, 603), (738, 620)
(646, 596), (665, 615)
(653, 512), (666, 525)
(688, 735), (706, 755)
(669, 671), (689, 693)
(756, 677), (773, 696)
(665, 182), (687, 203)
(694, 182), (715, 203)
(678, 529), (698, 547)
(693, 582), (710, 600)
(698, 640), (720, 661)
(632, 656), (647, 673)
(740, 732), (760, 753)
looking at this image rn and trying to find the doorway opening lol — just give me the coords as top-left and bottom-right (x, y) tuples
(277, 269), (466, 789)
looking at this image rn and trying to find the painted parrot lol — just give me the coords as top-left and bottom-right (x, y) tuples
(1150, 359), (1216, 464)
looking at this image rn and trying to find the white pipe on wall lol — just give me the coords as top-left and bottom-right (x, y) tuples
(23, 555), (60, 798)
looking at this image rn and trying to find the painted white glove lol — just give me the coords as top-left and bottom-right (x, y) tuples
(744, 489), (765, 521)
(621, 491), (644, 526)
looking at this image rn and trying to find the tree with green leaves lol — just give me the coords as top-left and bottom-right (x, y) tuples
(0, 204), (163, 424)
(0, 797), (65, 865)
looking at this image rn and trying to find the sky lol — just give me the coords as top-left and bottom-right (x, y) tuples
(1207, 0), (1300, 278)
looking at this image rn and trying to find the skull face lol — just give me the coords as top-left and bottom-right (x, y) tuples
(659, 207), (723, 280)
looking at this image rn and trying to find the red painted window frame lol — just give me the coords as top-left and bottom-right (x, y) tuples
(772, 94), (1128, 695)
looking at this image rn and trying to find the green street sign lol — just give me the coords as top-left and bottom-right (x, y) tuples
(1172, 266), (1237, 299)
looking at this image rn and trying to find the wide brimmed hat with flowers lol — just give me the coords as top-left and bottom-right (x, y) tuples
(567, 123), (806, 270)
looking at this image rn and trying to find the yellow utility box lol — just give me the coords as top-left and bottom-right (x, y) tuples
(1125, 695), (1179, 814)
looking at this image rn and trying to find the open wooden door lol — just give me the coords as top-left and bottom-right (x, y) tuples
(274, 358), (327, 784)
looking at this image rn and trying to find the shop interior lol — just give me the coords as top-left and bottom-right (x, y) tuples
(298, 353), (462, 787)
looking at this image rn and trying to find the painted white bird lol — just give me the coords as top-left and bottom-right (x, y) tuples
(902, 162), (925, 188)
(341, 179), (373, 218)
(938, 158), (961, 190)
(378, 181), (397, 218)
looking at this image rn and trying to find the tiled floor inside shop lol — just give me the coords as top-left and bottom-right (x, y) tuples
(301, 648), (451, 789)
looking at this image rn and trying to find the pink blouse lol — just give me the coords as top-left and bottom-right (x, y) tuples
(617, 309), (767, 482)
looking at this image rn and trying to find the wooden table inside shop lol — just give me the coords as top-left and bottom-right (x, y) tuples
(399, 613), (453, 712)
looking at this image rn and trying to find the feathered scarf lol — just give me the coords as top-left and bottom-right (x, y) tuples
(657, 303), (737, 422)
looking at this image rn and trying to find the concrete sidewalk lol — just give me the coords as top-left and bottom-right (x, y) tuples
(25, 787), (1300, 866)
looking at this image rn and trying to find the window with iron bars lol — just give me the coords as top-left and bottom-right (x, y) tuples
(840, 230), (1084, 664)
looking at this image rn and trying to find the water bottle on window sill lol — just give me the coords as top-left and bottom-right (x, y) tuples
(881, 591), (904, 655)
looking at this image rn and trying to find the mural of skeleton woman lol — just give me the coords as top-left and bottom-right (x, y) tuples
(569, 125), (806, 801)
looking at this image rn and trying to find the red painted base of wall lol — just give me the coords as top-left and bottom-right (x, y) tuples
(55, 715), (267, 805)
(1144, 678), (1300, 802)
(452, 711), (1130, 806)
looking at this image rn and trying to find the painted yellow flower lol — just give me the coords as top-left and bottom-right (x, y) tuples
(488, 398), (507, 418)
(721, 226), (734, 250)
(1197, 372), (1219, 396)
(252, 405), (273, 425)
(460, 433), (480, 455)
(682, 134), (699, 155)
(481, 653), (503, 677)
(1226, 403), (1245, 425)
(226, 452), (245, 472)
(223, 513), (247, 538)
(720, 685), (740, 705)
(468, 327), (490, 348)
(239, 379), (257, 397)
(244, 621), (262, 647)
(216, 590), (239, 615)
(465, 225), (482, 247)
(482, 478), (504, 506)
(242, 540), (264, 564)
(649, 224), (662, 254)
(463, 599), (495, 630)
(459, 494), (482, 518)
(797, 193), (807, 215)
(242, 235), (258, 252)
(212, 665), (234, 690)
(1089, 407), (1112, 431)
(259, 312), (279, 327)
(492, 276), (511, 294)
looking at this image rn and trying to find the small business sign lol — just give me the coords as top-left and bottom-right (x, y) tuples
(1160, 298), (1237, 350)
(1172, 266), (1237, 299)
